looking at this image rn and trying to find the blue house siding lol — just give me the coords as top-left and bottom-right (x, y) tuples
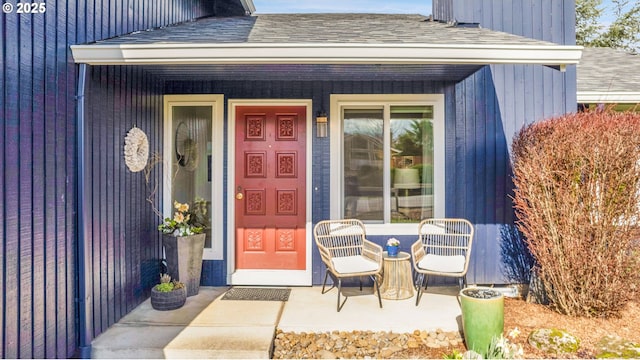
(2, 3), (78, 357)
(82, 65), (165, 338)
(1, 0), (223, 357)
(434, 0), (577, 284)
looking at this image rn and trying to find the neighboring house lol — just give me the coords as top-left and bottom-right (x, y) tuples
(577, 47), (640, 111)
(1, 0), (582, 357)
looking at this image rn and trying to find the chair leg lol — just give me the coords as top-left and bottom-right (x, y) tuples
(415, 274), (428, 306)
(321, 268), (336, 294)
(336, 279), (348, 312)
(371, 275), (383, 308)
(321, 268), (329, 293)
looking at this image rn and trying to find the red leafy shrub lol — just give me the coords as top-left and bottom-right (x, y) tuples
(511, 110), (640, 318)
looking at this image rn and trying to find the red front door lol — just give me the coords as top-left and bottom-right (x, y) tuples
(235, 106), (306, 270)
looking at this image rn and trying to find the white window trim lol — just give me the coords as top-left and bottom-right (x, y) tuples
(163, 95), (225, 260)
(329, 94), (445, 235)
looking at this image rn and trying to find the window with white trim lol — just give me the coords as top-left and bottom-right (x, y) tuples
(330, 95), (445, 233)
(163, 95), (224, 260)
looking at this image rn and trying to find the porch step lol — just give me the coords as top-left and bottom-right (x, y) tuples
(91, 287), (284, 359)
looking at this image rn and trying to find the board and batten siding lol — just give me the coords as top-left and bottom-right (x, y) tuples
(82, 65), (165, 340)
(434, 0), (577, 283)
(1, 1), (218, 357)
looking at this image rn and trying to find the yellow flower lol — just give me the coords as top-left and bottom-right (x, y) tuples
(174, 212), (185, 223)
(174, 201), (189, 213)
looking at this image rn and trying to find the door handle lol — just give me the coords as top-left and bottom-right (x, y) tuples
(236, 192), (244, 200)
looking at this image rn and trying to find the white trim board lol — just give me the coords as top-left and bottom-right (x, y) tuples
(577, 92), (640, 103)
(71, 43), (582, 67)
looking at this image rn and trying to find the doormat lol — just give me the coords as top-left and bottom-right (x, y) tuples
(221, 287), (291, 301)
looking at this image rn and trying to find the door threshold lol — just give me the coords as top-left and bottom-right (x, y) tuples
(230, 269), (312, 286)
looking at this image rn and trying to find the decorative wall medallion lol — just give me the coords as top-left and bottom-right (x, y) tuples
(276, 190), (297, 215)
(245, 152), (266, 178)
(246, 115), (265, 140)
(123, 126), (149, 172)
(245, 189), (266, 215)
(245, 229), (264, 251)
(276, 115), (297, 140)
(276, 229), (295, 251)
(276, 152), (296, 177)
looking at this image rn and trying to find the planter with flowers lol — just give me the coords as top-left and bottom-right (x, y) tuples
(159, 201), (205, 297)
(386, 237), (400, 257)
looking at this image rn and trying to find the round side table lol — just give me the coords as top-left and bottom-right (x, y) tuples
(379, 251), (414, 300)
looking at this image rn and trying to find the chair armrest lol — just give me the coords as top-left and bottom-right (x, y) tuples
(362, 238), (383, 266)
(316, 244), (336, 272)
(411, 238), (425, 270)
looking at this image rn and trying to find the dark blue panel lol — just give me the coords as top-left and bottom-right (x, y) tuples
(18, 10), (35, 359)
(1, 0), (219, 356)
(3, 6), (20, 359)
(431, 0), (577, 283)
(31, 9), (47, 359)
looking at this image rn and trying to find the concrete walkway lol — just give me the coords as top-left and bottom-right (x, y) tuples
(91, 286), (462, 358)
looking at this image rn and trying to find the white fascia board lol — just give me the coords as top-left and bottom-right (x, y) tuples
(70, 43), (583, 66)
(577, 91), (640, 103)
(240, 0), (256, 14)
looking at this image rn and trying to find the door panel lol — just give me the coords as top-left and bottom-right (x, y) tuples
(235, 106), (306, 270)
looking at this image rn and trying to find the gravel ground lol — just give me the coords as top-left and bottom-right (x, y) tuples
(272, 328), (465, 359)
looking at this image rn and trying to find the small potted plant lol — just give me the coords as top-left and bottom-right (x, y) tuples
(386, 238), (400, 257)
(150, 273), (187, 311)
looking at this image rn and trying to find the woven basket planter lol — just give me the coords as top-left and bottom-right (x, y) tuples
(150, 286), (187, 311)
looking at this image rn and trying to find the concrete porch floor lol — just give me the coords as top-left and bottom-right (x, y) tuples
(91, 285), (462, 359)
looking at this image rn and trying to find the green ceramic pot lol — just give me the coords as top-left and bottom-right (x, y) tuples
(460, 287), (504, 356)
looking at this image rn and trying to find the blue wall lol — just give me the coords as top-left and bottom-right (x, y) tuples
(0, 0), (228, 357)
(434, 0), (577, 283)
(82, 65), (165, 339)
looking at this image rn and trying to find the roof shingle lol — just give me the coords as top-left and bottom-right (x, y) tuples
(577, 47), (640, 94)
(96, 13), (559, 46)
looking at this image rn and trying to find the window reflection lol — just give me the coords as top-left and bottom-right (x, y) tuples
(343, 109), (384, 222)
(172, 106), (213, 247)
(390, 106), (433, 222)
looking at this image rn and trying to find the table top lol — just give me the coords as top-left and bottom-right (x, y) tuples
(382, 251), (410, 261)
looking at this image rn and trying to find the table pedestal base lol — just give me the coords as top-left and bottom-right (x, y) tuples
(379, 251), (414, 300)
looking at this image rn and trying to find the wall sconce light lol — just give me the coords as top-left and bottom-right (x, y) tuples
(316, 111), (328, 138)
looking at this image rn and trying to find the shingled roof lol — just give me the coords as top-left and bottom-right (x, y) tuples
(92, 14), (557, 46)
(72, 13), (581, 67)
(577, 47), (640, 103)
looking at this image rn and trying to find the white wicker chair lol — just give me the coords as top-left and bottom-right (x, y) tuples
(411, 218), (474, 306)
(314, 219), (383, 311)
